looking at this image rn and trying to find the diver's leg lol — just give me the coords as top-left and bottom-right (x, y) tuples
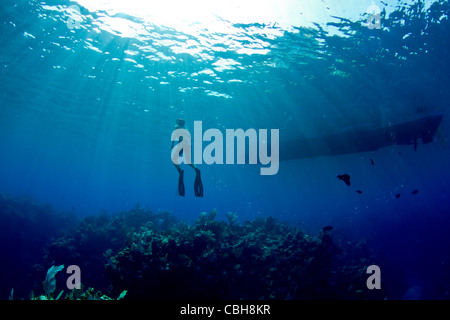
(174, 164), (185, 196)
(190, 164), (203, 197)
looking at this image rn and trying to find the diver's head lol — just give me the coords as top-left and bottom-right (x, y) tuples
(175, 118), (185, 128)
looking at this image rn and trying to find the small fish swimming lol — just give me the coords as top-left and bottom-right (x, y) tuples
(370, 158), (374, 166)
(411, 189), (419, 195)
(337, 174), (351, 186)
(356, 190), (363, 194)
(323, 226), (333, 231)
(395, 193), (401, 199)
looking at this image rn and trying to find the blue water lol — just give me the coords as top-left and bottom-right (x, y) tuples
(1, 0), (450, 298)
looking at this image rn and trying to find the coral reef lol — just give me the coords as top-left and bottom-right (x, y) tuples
(43, 204), (179, 293)
(105, 211), (385, 299)
(0, 193), (397, 300)
(29, 265), (127, 300)
(43, 265), (65, 299)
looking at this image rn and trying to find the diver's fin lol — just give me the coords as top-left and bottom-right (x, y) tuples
(194, 168), (204, 197)
(178, 170), (185, 196)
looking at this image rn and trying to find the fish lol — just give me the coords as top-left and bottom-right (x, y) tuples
(337, 174), (351, 186)
(370, 158), (374, 166)
(323, 226), (333, 231)
(411, 189), (419, 195)
(395, 193), (401, 199)
(356, 190), (363, 194)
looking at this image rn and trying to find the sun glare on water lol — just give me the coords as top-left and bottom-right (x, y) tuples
(70, 0), (432, 40)
(73, 0), (317, 35)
